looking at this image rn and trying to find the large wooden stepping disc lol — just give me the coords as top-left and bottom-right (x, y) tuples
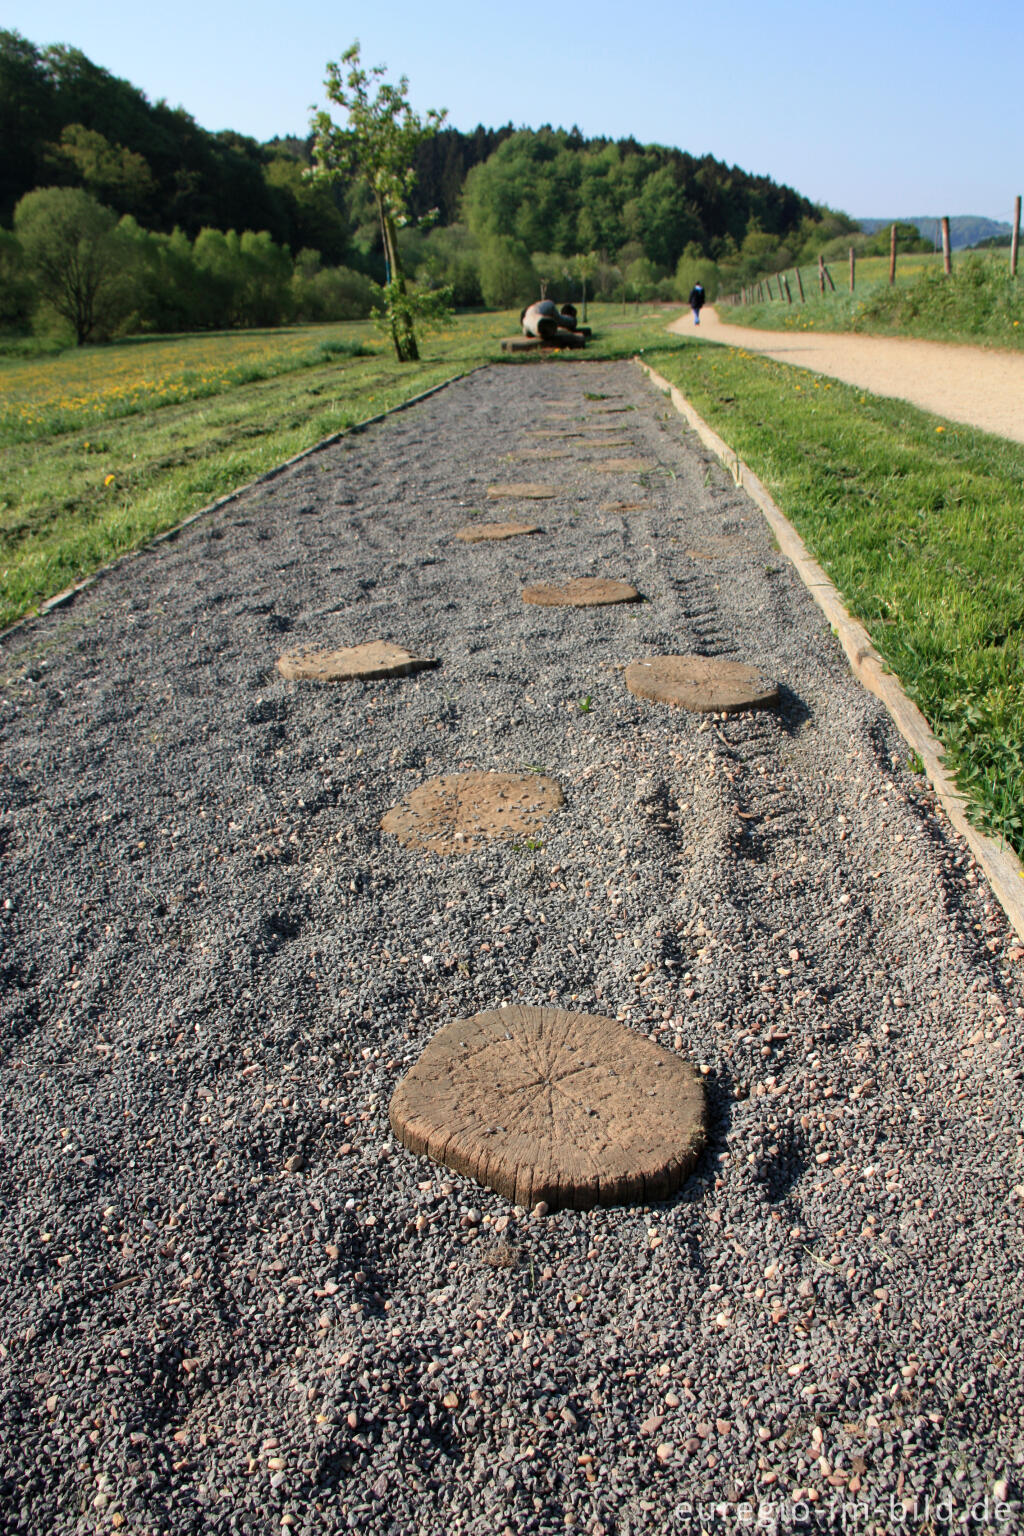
(626, 655), (779, 713)
(381, 771), (563, 855)
(487, 483), (557, 500)
(592, 457), (654, 473)
(389, 1005), (707, 1210)
(523, 577), (640, 607)
(455, 521), (541, 543)
(277, 641), (437, 682)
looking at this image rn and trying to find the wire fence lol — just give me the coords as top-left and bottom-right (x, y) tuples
(719, 198), (1021, 307)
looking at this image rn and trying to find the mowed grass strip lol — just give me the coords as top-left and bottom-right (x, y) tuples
(0, 305), (677, 631)
(645, 340), (1024, 855)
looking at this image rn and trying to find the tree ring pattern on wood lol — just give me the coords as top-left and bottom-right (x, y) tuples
(389, 1005), (707, 1210)
(522, 577), (640, 607)
(486, 483), (558, 500)
(381, 771), (563, 855)
(277, 641), (438, 682)
(625, 655), (779, 713)
(455, 522), (541, 543)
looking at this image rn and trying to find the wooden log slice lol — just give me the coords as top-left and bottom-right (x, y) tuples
(500, 336), (542, 352)
(389, 1005), (707, 1210)
(487, 483), (558, 500)
(277, 641), (438, 682)
(625, 655), (780, 713)
(514, 448), (571, 460)
(591, 458), (654, 473)
(381, 771), (563, 855)
(522, 577), (640, 607)
(455, 522), (542, 543)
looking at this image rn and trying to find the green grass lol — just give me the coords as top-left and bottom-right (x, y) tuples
(719, 251), (1024, 351)
(642, 338), (1024, 854)
(0, 304), (677, 631)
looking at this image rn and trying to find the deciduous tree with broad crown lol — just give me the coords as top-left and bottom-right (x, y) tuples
(310, 43), (451, 361)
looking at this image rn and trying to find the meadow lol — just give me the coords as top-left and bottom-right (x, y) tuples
(719, 250), (1024, 351)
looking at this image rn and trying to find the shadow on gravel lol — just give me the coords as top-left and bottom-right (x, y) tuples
(752, 1116), (809, 1205)
(864, 717), (1017, 984)
(774, 682), (811, 734)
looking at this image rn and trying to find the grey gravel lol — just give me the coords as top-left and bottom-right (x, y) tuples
(1, 359), (1022, 1536)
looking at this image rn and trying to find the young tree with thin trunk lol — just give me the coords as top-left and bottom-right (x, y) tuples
(310, 44), (450, 362)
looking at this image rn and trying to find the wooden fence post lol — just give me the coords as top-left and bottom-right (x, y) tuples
(941, 216), (952, 275)
(1012, 196), (1021, 279)
(849, 247), (856, 292)
(795, 267), (805, 302)
(783, 275), (793, 304)
(823, 264), (836, 292)
(889, 223), (897, 285)
(817, 254), (825, 294)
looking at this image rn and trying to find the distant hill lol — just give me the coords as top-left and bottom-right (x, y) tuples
(857, 216), (1012, 251)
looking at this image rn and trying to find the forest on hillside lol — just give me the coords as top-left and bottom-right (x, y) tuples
(0, 29), (856, 343)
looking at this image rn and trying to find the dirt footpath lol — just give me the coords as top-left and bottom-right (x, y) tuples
(669, 308), (1024, 444)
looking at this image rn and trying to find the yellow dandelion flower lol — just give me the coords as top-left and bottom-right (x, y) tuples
(104, 473), (116, 485)
(935, 427), (945, 434)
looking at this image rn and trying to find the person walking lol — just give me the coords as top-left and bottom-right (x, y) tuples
(688, 282), (706, 326)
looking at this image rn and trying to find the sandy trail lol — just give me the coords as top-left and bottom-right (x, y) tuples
(669, 306), (1024, 444)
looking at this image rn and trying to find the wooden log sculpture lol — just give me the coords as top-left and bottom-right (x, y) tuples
(521, 300), (579, 339)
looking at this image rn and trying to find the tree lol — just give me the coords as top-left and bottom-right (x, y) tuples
(311, 43), (449, 361)
(478, 236), (536, 308)
(0, 229), (35, 332)
(44, 123), (155, 218)
(14, 185), (125, 343)
(565, 251), (598, 320)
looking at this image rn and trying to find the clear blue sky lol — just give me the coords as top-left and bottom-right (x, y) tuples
(7, 0), (1022, 223)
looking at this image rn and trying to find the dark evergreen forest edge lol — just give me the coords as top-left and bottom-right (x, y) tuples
(1, 28), (860, 344)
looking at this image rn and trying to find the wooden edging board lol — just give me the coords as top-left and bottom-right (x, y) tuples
(2, 366), (487, 646)
(636, 357), (1024, 944)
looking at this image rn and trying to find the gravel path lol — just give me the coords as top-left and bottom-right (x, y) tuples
(1, 361), (1022, 1536)
(670, 308), (1024, 444)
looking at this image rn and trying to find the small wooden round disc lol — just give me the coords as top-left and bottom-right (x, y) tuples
(487, 483), (557, 500)
(592, 458), (654, 473)
(455, 521), (541, 543)
(277, 641), (437, 682)
(522, 577), (640, 607)
(381, 771), (563, 855)
(625, 655), (779, 713)
(389, 1005), (707, 1210)
(515, 447), (570, 459)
